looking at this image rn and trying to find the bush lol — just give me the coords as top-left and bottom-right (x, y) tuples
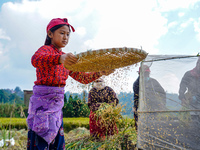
(63, 95), (90, 117)
(0, 104), (28, 118)
(79, 104), (90, 117)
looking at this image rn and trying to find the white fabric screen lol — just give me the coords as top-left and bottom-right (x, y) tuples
(137, 55), (200, 149)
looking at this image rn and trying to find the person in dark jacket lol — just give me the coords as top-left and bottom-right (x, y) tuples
(88, 78), (119, 139)
(179, 57), (200, 118)
(133, 65), (166, 130)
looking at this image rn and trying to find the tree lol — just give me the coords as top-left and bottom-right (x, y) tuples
(79, 103), (90, 117)
(64, 93), (67, 103)
(82, 90), (87, 103)
(14, 87), (21, 93)
(70, 95), (82, 117)
(14, 86), (24, 98)
(9, 93), (23, 104)
(63, 103), (75, 117)
(63, 94), (77, 117)
(62, 94), (90, 117)
(0, 90), (9, 103)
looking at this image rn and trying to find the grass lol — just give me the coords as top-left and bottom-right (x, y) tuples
(0, 118), (89, 132)
(0, 118), (27, 125)
(0, 116), (137, 149)
(0, 118), (89, 124)
(63, 117), (89, 126)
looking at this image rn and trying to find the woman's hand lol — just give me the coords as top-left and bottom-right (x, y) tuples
(59, 53), (78, 66)
(100, 69), (115, 76)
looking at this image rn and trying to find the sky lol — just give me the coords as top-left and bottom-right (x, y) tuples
(0, 0), (200, 94)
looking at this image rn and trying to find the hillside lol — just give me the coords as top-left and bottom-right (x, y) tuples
(0, 87), (181, 113)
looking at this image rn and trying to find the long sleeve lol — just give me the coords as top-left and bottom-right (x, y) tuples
(31, 44), (101, 86)
(31, 45), (61, 68)
(88, 90), (101, 112)
(133, 77), (140, 111)
(106, 87), (119, 106)
(69, 71), (101, 84)
(31, 45), (67, 86)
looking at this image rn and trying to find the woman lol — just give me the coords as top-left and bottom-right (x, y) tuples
(88, 78), (119, 139)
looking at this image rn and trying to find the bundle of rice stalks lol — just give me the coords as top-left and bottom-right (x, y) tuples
(65, 127), (90, 144)
(64, 103), (137, 149)
(94, 103), (123, 127)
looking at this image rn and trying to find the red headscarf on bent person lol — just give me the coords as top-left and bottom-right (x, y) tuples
(138, 65), (151, 73)
(46, 18), (75, 33)
(191, 57), (200, 78)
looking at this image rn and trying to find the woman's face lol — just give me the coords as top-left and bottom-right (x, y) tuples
(93, 79), (105, 90)
(48, 25), (70, 50)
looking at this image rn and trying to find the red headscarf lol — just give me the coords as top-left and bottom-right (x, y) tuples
(190, 57), (200, 78)
(46, 18), (75, 33)
(138, 65), (151, 73)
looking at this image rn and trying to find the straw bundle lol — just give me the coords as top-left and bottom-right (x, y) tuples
(94, 103), (122, 130)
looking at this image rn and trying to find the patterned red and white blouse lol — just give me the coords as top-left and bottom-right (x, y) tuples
(31, 44), (101, 86)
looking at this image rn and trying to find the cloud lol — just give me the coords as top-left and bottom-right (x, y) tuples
(178, 12), (185, 17)
(194, 17), (200, 42)
(0, 42), (10, 70)
(76, 27), (86, 37)
(0, 28), (11, 40)
(157, 0), (200, 12)
(0, 0), (169, 56)
(168, 21), (178, 28)
(178, 18), (194, 33)
(81, 0), (168, 54)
